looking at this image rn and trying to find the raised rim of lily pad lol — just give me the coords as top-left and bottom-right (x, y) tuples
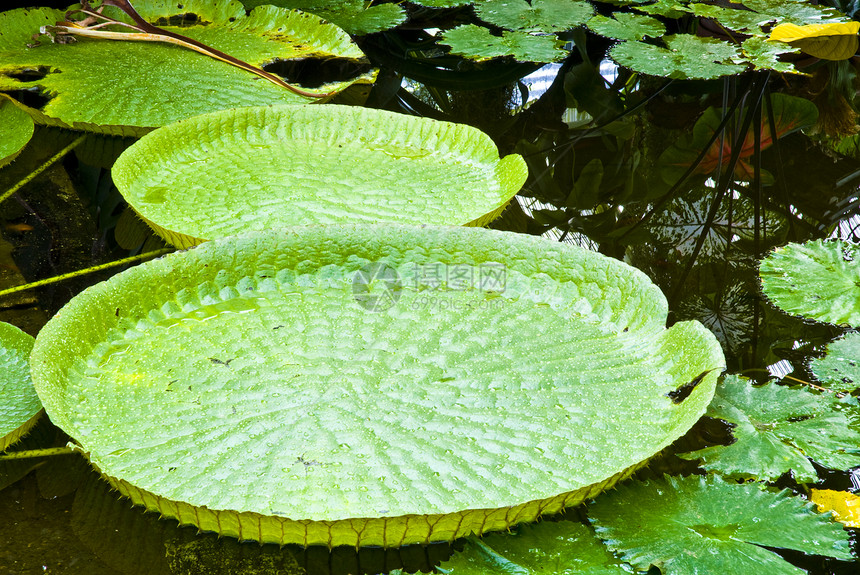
(29, 224), (724, 547)
(111, 104), (528, 248)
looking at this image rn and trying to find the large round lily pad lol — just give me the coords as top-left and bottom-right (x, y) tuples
(0, 321), (41, 452)
(30, 224), (724, 547)
(111, 104), (528, 248)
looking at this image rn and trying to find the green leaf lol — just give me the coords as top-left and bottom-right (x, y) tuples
(678, 375), (860, 482)
(633, 0), (688, 19)
(433, 521), (634, 574)
(760, 239), (860, 327)
(0, 94), (34, 168)
(0, 321), (41, 452)
(587, 13), (665, 42)
(30, 224), (724, 547)
(589, 474), (854, 575)
(111, 104), (529, 248)
(610, 35), (746, 80)
(740, 36), (802, 74)
(241, 0), (407, 35)
(440, 25), (567, 62)
(0, 2), (371, 133)
(810, 331), (860, 391)
(411, 0), (475, 7)
(475, 0), (594, 33)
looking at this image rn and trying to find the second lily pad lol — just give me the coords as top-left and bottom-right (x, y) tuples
(112, 104), (529, 247)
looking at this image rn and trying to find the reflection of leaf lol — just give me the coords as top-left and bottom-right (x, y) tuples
(589, 474), (854, 575)
(610, 35), (745, 80)
(587, 13), (665, 41)
(0, 1), (370, 133)
(475, 0), (594, 33)
(681, 283), (753, 355)
(431, 521), (634, 574)
(678, 375), (860, 482)
(659, 94), (818, 182)
(440, 24), (567, 62)
(241, 0), (406, 35)
(649, 189), (765, 260)
(810, 331), (860, 391)
(811, 489), (860, 529)
(769, 21), (860, 60)
(760, 239), (860, 327)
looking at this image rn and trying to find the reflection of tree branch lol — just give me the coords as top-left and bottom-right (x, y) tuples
(43, 0), (331, 99)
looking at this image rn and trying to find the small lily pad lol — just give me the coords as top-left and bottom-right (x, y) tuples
(589, 474), (854, 575)
(475, 0), (594, 33)
(810, 331), (860, 391)
(111, 104), (529, 247)
(439, 25), (567, 63)
(677, 375), (860, 482)
(610, 35), (746, 80)
(241, 0), (407, 35)
(30, 224), (724, 547)
(0, 321), (41, 452)
(760, 239), (860, 327)
(432, 520), (634, 574)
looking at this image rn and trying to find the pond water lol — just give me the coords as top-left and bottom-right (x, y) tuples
(2, 1), (860, 574)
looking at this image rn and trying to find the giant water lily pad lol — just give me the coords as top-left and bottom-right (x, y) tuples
(0, 1), (371, 133)
(0, 321), (41, 452)
(111, 104), (529, 247)
(29, 224), (724, 547)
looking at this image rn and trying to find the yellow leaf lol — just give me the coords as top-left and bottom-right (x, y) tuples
(810, 489), (860, 528)
(768, 22), (860, 60)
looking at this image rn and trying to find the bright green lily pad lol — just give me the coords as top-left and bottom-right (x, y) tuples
(678, 375), (860, 482)
(760, 239), (860, 327)
(0, 94), (34, 168)
(30, 224), (724, 547)
(440, 25), (567, 62)
(475, 0), (594, 33)
(432, 521), (634, 574)
(0, 1), (371, 133)
(587, 13), (665, 42)
(610, 35), (746, 80)
(810, 331), (860, 391)
(0, 321), (41, 452)
(589, 474), (854, 575)
(241, 0), (407, 35)
(111, 104), (529, 248)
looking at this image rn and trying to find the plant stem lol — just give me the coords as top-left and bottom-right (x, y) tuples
(0, 446), (77, 460)
(0, 134), (86, 207)
(0, 248), (173, 299)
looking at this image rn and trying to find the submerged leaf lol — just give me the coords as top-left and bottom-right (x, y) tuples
(0, 94), (34, 168)
(30, 224), (724, 547)
(589, 474), (854, 575)
(0, 321), (41, 452)
(112, 104), (528, 247)
(434, 521), (633, 574)
(0, 1), (371, 133)
(760, 239), (860, 327)
(810, 331), (860, 391)
(440, 24), (567, 62)
(678, 375), (860, 482)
